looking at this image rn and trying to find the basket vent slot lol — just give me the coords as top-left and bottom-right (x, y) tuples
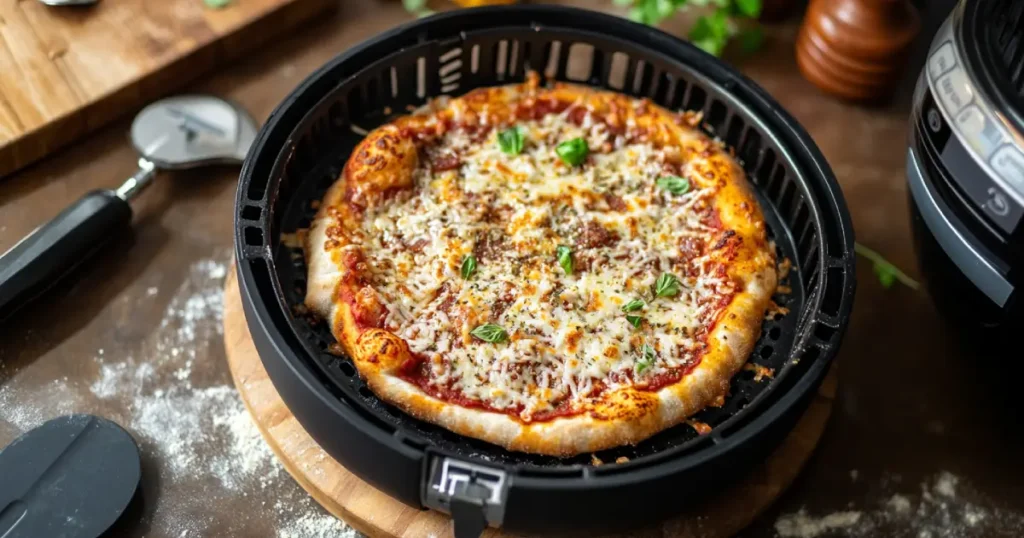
(244, 227), (264, 247)
(417, 56), (427, 98)
(684, 84), (706, 114)
(653, 72), (673, 106)
(813, 322), (836, 342)
(241, 205), (261, 222)
(820, 267), (844, 317)
(543, 41), (561, 79)
(566, 43), (594, 82)
(608, 52), (629, 90)
(495, 40), (510, 80)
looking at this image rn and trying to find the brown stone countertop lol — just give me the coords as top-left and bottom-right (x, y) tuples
(2, 1), (1022, 537)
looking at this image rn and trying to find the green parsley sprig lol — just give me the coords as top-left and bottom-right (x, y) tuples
(854, 242), (921, 291)
(617, 0), (764, 57)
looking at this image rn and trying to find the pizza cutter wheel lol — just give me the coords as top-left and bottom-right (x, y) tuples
(0, 95), (258, 322)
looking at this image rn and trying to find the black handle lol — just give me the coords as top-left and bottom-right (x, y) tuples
(0, 190), (132, 322)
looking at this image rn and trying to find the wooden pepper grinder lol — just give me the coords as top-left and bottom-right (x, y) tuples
(796, 0), (921, 101)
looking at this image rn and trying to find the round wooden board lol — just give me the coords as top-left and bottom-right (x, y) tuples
(223, 267), (837, 538)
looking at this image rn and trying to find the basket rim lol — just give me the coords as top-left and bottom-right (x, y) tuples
(234, 3), (856, 487)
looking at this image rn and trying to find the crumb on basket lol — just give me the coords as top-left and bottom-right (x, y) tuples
(743, 363), (775, 382)
(615, 456), (629, 464)
(687, 420), (712, 435)
(281, 229), (309, 249)
(777, 256), (792, 280)
(708, 394), (726, 408)
(591, 454), (603, 466)
(766, 301), (790, 320)
(777, 284), (793, 295)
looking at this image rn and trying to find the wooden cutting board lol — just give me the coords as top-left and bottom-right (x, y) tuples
(0, 0), (332, 177)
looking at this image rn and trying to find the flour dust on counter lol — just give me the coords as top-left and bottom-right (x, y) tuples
(773, 471), (1024, 538)
(0, 253), (364, 537)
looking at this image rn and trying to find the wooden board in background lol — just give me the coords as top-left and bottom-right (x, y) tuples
(0, 0), (333, 177)
(222, 266), (839, 538)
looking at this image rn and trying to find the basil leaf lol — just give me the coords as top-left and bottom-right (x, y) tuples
(471, 324), (508, 343)
(622, 299), (645, 312)
(656, 175), (691, 195)
(461, 255), (477, 280)
(654, 273), (681, 298)
(636, 343), (657, 373)
(556, 245), (574, 276)
(556, 137), (589, 167)
(626, 315), (643, 329)
(736, 0), (763, 18)
(498, 126), (525, 156)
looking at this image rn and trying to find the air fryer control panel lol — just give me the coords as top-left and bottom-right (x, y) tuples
(925, 16), (1024, 241)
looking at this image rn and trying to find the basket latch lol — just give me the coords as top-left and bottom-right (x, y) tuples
(423, 456), (508, 538)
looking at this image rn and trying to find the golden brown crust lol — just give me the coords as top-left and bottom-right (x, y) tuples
(305, 75), (777, 456)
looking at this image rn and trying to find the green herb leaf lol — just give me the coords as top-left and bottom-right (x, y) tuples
(654, 273), (681, 298)
(854, 242), (921, 291)
(471, 324), (508, 343)
(556, 137), (589, 167)
(622, 299), (646, 312)
(204, 0), (232, 8)
(636, 343), (657, 373)
(401, 0), (432, 17)
(736, 0), (763, 18)
(656, 175), (691, 195)
(461, 255), (477, 280)
(738, 27), (764, 53)
(626, 315), (643, 329)
(628, 6), (647, 22)
(612, 0), (634, 7)
(556, 245), (574, 276)
(498, 126), (526, 156)
(690, 10), (730, 57)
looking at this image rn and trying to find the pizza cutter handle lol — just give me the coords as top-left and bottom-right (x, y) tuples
(0, 189), (133, 322)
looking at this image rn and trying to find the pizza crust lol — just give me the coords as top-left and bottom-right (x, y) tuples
(305, 75), (777, 456)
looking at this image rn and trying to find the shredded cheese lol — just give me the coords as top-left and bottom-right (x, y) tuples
(350, 109), (737, 420)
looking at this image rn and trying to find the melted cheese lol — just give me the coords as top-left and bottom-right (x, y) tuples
(352, 106), (736, 420)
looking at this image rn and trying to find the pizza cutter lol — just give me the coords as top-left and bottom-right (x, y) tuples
(0, 95), (257, 322)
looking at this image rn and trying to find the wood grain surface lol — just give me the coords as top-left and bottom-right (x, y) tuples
(0, 0), (332, 177)
(223, 265), (838, 538)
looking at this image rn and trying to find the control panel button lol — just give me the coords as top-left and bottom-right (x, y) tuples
(935, 69), (973, 115)
(940, 133), (1024, 236)
(954, 105), (1005, 159)
(991, 146), (1024, 197)
(928, 42), (957, 81)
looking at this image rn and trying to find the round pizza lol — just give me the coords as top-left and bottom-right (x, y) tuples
(304, 73), (777, 456)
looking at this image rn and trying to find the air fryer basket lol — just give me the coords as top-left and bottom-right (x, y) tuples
(234, 6), (855, 535)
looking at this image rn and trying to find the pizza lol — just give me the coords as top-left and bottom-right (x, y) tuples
(304, 72), (777, 456)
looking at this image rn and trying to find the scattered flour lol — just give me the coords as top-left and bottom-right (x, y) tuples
(774, 471), (1024, 537)
(775, 510), (863, 538)
(0, 255), (361, 537)
(277, 511), (360, 538)
(0, 377), (79, 431)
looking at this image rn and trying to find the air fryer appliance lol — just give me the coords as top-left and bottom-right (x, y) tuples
(907, 0), (1023, 348)
(233, 6), (856, 536)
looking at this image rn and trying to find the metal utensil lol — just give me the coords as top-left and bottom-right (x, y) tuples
(0, 95), (257, 322)
(37, 0), (99, 6)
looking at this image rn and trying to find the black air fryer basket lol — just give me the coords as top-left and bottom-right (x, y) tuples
(234, 6), (855, 535)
